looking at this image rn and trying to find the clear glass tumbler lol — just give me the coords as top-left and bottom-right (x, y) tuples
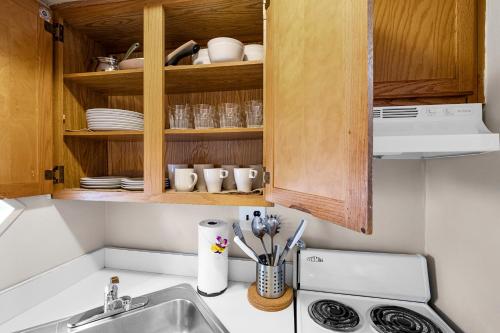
(193, 104), (217, 129)
(244, 100), (263, 128)
(219, 103), (243, 128)
(168, 104), (192, 129)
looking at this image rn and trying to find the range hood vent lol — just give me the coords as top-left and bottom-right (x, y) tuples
(373, 103), (500, 159)
(373, 107), (418, 119)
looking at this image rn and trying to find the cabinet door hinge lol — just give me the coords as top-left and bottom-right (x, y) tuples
(45, 166), (64, 184)
(44, 22), (64, 42)
(264, 171), (271, 185)
(264, 0), (270, 10)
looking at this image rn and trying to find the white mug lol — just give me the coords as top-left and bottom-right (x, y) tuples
(234, 168), (258, 192)
(174, 168), (198, 192)
(194, 164), (214, 192)
(167, 164), (188, 188)
(204, 168), (229, 193)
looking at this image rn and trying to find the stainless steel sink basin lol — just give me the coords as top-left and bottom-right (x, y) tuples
(18, 284), (229, 333)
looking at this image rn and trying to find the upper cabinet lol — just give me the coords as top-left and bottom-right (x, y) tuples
(374, 0), (481, 106)
(264, 0), (373, 233)
(0, 0), (53, 198)
(13, 0), (491, 235)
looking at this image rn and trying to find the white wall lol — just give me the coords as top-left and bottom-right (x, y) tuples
(105, 160), (426, 258)
(0, 196), (105, 290)
(423, 1), (500, 332)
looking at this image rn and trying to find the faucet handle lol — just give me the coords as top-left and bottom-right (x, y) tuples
(110, 276), (119, 284)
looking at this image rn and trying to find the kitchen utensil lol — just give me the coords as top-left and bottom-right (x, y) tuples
(243, 44), (264, 61)
(249, 164), (264, 190)
(265, 215), (281, 265)
(221, 165), (238, 190)
(168, 104), (192, 129)
(233, 236), (260, 263)
(167, 164), (188, 189)
(193, 164), (214, 192)
(192, 48), (211, 65)
(273, 244), (281, 267)
(174, 168), (198, 192)
(94, 56), (118, 71)
(203, 168), (229, 193)
(166, 40), (200, 66)
(256, 254), (286, 298)
(277, 219), (308, 265)
(251, 211), (271, 264)
(198, 220), (229, 296)
(193, 104), (217, 129)
(218, 103), (243, 128)
(232, 222), (261, 263)
(234, 168), (258, 192)
(207, 37), (244, 63)
(122, 42), (141, 62)
(244, 100), (263, 128)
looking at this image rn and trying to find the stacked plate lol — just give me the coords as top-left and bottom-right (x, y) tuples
(121, 178), (170, 191)
(86, 108), (144, 131)
(80, 176), (122, 189)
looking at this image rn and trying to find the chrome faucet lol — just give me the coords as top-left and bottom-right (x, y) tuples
(104, 276), (131, 313)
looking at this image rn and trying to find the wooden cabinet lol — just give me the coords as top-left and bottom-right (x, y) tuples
(0, 0), (373, 234)
(374, 0), (481, 106)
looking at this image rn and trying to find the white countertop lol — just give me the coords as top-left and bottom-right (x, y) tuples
(0, 268), (294, 333)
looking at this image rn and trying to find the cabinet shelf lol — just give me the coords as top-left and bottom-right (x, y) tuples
(64, 69), (144, 95)
(53, 189), (272, 207)
(165, 61), (263, 93)
(64, 130), (143, 140)
(63, 61), (263, 95)
(165, 128), (263, 141)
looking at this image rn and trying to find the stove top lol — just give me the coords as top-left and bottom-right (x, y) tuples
(297, 290), (453, 333)
(295, 249), (454, 333)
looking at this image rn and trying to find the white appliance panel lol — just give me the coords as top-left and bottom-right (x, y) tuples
(299, 249), (430, 302)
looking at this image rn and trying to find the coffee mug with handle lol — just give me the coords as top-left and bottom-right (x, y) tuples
(221, 164), (238, 190)
(167, 164), (188, 189)
(193, 164), (214, 192)
(234, 168), (258, 193)
(174, 168), (198, 192)
(203, 168), (229, 193)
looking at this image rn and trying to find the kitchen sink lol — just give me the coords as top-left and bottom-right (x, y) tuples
(18, 284), (229, 333)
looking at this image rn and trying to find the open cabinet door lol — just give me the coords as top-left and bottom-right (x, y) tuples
(0, 0), (53, 198)
(264, 0), (373, 233)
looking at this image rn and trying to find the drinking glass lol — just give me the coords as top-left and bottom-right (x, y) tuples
(193, 104), (217, 129)
(244, 100), (263, 128)
(168, 104), (192, 129)
(219, 103), (243, 128)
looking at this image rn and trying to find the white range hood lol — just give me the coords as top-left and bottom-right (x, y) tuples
(373, 103), (500, 159)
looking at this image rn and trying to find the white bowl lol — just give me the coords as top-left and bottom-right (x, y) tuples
(207, 37), (244, 63)
(192, 48), (211, 65)
(244, 44), (264, 61)
(118, 58), (144, 70)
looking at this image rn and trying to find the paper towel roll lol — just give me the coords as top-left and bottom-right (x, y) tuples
(197, 219), (229, 296)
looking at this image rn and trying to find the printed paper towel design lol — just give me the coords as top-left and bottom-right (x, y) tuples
(211, 235), (228, 254)
(197, 219), (229, 296)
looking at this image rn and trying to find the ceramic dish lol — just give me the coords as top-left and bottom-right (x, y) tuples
(207, 37), (244, 63)
(243, 44), (264, 61)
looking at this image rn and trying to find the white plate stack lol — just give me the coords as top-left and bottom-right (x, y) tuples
(121, 178), (145, 191)
(80, 176), (123, 189)
(86, 108), (144, 131)
(121, 178), (170, 191)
